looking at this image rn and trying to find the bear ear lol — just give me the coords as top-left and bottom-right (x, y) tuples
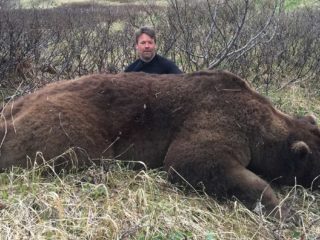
(302, 114), (318, 125)
(291, 141), (312, 160)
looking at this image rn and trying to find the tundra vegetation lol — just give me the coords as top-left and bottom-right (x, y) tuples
(0, 0), (319, 239)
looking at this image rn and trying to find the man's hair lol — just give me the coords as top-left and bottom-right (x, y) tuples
(135, 26), (156, 44)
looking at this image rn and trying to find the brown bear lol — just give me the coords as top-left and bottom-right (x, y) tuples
(1, 70), (320, 219)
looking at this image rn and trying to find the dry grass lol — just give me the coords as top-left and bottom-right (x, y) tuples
(0, 160), (320, 240)
(267, 84), (320, 118)
(20, 0), (166, 8)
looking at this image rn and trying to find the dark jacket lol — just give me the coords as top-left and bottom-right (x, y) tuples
(124, 54), (182, 74)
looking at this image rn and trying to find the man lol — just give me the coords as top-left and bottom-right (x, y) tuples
(124, 26), (182, 74)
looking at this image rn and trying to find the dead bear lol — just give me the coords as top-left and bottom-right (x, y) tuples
(0, 70), (319, 219)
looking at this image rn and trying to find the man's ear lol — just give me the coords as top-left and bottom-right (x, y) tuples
(291, 141), (312, 160)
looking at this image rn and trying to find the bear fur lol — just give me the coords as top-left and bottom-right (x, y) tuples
(1, 70), (320, 218)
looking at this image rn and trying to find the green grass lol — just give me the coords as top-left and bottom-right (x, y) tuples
(266, 85), (320, 119)
(285, 0), (320, 10)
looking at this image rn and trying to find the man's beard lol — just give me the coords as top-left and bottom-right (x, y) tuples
(140, 51), (156, 62)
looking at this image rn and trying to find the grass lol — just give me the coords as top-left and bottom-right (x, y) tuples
(267, 84), (320, 118)
(1, 157), (320, 239)
(19, 0), (165, 8)
(285, 0), (320, 10)
(19, 0), (320, 9)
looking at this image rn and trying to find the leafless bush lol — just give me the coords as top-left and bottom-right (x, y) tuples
(242, 6), (320, 93)
(156, 0), (319, 93)
(0, 3), (147, 93)
(0, 0), (20, 9)
(0, 0), (319, 98)
(156, 0), (282, 73)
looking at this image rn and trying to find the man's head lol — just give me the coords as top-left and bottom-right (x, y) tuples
(135, 26), (157, 62)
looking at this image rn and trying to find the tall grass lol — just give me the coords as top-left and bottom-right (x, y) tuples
(1, 148), (320, 239)
(267, 85), (320, 118)
(285, 0), (320, 10)
(20, 0), (320, 9)
(19, 0), (151, 8)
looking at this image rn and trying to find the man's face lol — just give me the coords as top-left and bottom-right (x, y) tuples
(136, 33), (156, 62)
